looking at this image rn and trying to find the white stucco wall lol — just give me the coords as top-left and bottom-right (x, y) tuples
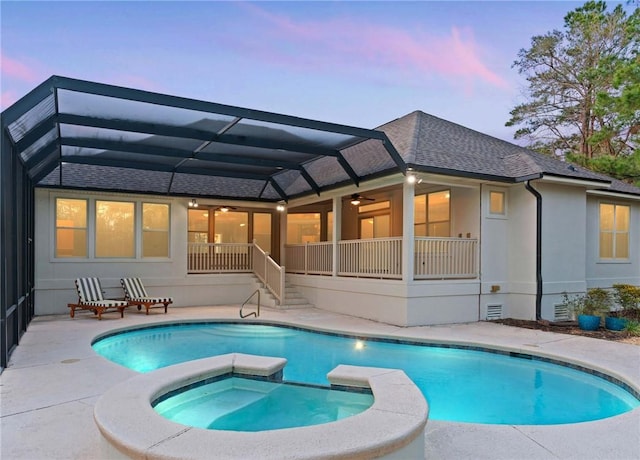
(479, 183), (537, 321)
(33, 189), (260, 315)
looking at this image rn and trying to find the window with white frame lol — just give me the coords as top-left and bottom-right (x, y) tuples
(55, 198), (87, 258)
(489, 190), (506, 216)
(96, 200), (135, 258)
(142, 203), (170, 257)
(53, 196), (171, 259)
(599, 203), (630, 259)
(414, 191), (450, 237)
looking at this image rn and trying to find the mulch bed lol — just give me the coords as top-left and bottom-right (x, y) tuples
(495, 314), (640, 343)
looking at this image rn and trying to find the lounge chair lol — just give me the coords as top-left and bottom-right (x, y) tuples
(68, 277), (128, 320)
(120, 277), (173, 314)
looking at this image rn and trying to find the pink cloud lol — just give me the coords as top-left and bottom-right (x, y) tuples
(1, 90), (18, 109)
(236, 5), (509, 91)
(0, 52), (40, 83)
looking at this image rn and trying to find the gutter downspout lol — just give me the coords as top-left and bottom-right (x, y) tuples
(525, 180), (543, 321)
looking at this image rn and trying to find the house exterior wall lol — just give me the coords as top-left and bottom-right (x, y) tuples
(479, 183), (537, 321)
(33, 189), (260, 315)
(585, 194), (640, 288)
(536, 182), (589, 320)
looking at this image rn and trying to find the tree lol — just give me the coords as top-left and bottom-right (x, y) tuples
(507, 1), (639, 159)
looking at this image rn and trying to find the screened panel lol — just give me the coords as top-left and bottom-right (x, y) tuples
(228, 118), (363, 150)
(19, 129), (57, 163)
(57, 89), (236, 129)
(7, 95), (55, 143)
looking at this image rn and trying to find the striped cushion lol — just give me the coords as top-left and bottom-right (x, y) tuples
(76, 278), (105, 302)
(120, 278), (148, 299)
(128, 296), (173, 304)
(81, 300), (128, 307)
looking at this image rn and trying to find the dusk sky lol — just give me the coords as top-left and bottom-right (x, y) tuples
(1, 1), (631, 142)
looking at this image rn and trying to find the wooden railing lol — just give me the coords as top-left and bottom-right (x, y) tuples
(338, 238), (403, 279)
(285, 242), (333, 275)
(414, 237), (478, 279)
(252, 243), (285, 304)
(188, 243), (253, 273)
(285, 237), (478, 280)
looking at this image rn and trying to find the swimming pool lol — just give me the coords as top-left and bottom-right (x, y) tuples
(92, 321), (640, 425)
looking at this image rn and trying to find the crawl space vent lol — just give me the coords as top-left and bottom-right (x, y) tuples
(486, 304), (503, 320)
(554, 304), (570, 321)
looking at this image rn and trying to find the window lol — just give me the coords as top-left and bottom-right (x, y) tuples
(489, 191), (506, 215)
(253, 213), (272, 253)
(95, 200), (135, 258)
(142, 203), (169, 257)
(214, 210), (248, 244)
(55, 198), (87, 257)
(600, 203), (629, 259)
(327, 211), (333, 242)
(188, 209), (209, 243)
(287, 213), (320, 244)
(360, 215), (390, 238)
(415, 190), (450, 237)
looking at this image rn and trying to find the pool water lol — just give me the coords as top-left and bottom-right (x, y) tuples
(93, 322), (640, 425)
(153, 377), (374, 431)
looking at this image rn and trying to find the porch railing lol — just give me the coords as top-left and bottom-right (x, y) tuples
(285, 237), (478, 280)
(188, 243), (253, 273)
(252, 243), (285, 304)
(413, 237), (478, 279)
(285, 242), (333, 275)
(338, 237), (403, 279)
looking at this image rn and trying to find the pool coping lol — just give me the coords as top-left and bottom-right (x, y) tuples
(93, 353), (428, 460)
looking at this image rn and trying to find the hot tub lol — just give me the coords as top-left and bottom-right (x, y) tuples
(94, 353), (429, 459)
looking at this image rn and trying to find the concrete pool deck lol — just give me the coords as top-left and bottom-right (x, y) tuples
(1, 306), (639, 460)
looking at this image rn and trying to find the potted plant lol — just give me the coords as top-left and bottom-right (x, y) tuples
(562, 289), (609, 331)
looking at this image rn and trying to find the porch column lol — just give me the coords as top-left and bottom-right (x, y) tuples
(279, 207), (287, 267)
(332, 195), (342, 277)
(402, 179), (415, 281)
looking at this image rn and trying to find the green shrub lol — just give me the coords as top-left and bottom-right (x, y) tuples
(612, 284), (640, 312)
(623, 320), (640, 336)
(562, 290), (610, 317)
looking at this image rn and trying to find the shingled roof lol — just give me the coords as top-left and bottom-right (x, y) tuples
(378, 111), (640, 196)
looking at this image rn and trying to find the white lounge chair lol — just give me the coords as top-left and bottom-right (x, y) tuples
(120, 277), (173, 315)
(68, 278), (128, 320)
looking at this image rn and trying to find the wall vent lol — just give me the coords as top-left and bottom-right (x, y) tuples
(486, 304), (503, 320)
(554, 304), (570, 321)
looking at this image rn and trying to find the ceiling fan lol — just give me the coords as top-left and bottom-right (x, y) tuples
(349, 194), (375, 206)
(215, 205), (237, 213)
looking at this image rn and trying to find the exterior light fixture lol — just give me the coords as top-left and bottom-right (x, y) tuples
(350, 197), (361, 206)
(276, 201), (286, 212)
(219, 206), (230, 213)
(188, 199), (198, 208)
(407, 174), (417, 184)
